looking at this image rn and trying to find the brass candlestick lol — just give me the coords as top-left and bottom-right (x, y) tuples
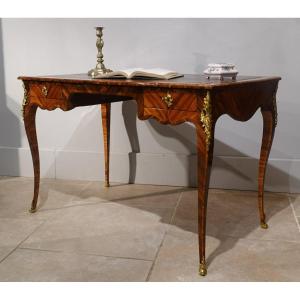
(88, 27), (113, 77)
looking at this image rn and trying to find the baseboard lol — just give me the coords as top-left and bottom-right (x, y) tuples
(1, 147), (299, 193)
(0, 147), (55, 178)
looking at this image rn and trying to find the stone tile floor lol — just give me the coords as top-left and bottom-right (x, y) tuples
(0, 176), (299, 281)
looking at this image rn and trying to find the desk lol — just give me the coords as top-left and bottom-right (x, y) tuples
(18, 74), (280, 276)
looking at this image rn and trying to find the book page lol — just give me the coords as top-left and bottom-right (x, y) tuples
(120, 68), (178, 77)
(139, 68), (177, 76)
(119, 68), (143, 77)
(92, 68), (182, 79)
(92, 70), (128, 78)
(126, 68), (181, 79)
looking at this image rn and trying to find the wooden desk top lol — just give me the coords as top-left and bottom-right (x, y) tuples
(19, 74), (281, 90)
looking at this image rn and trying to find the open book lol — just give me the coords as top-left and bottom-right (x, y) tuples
(92, 68), (183, 80)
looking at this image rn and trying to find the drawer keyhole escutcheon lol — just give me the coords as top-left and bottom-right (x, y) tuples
(161, 93), (174, 108)
(42, 86), (48, 97)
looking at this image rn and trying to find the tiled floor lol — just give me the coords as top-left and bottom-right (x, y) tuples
(0, 176), (299, 281)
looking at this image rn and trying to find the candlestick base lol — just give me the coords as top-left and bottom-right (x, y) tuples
(88, 67), (113, 78)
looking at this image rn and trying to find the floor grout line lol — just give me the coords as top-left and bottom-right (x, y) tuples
(17, 246), (153, 262)
(169, 192), (184, 226)
(0, 220), (47, 265)
(36, 186), (187, 213)
(37, 199), (178, 214)
(54, 150), (57, 179)
(289, 196), (300, 233)
(213, 233), (300, 244)
(67, 180), (92, 202)
(145, 191), (183, 282)
(35, 181), (102, 213)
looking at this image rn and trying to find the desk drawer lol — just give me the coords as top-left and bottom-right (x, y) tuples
(144, 89), (197, 111)
(29, 83), (65, 100)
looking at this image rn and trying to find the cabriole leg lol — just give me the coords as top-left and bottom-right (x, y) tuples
(197, 91), (215, 276)
(258, 107), (276, 229)
(101, 103), (111, 187)
(197, 122), (215, 276)
(24, 103), (40, 213)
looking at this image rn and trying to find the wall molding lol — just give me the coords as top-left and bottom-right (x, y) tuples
(1, 146), (299, 193)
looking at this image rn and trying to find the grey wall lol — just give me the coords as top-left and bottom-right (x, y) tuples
(0, 18), (299, 192)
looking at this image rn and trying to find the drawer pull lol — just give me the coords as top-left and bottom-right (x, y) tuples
(42, 86), (48, 97)
(161, 93), (173, 108)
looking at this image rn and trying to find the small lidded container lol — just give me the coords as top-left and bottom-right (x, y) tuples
(204, 63), (238, 80)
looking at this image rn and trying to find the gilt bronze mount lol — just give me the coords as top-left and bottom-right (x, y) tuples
(21, 82), (29, 120)
(260, 221), (269, 229)
(161, 92), (174, 108)
(199, 260), (207, 276)
(200, 91), (212, 150)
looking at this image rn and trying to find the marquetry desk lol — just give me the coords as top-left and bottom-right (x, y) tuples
(18, 74), (280, 276)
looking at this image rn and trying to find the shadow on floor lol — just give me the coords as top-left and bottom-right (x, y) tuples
(29, 94), (298, 267)
(32, 177), (294, 269)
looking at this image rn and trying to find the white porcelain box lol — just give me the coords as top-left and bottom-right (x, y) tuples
(204, 63), (238, 80)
